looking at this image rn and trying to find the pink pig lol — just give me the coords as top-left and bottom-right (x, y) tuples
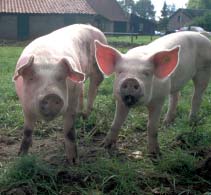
(13, 24), (107, 164)
(95, 31), (211, 157)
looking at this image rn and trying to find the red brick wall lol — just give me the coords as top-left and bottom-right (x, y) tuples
(168, 12), (192, 31)
(0, 14), (105, 40)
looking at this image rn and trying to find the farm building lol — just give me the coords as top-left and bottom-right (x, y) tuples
(0, 0), (128, 40)
(87, 0), (128, 32)
(167, 8), (207, 32)
(129, 13), (155, 35)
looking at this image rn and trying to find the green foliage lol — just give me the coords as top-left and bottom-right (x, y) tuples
(157, 149), (197, 176)
(158, 2), (176, 32)
(117, 0), (135, 13)
(78, 158), (142, 194)
(187, 0), (201, 8)
(0, 155), (58, 194)
(133, 0), (155, 20)
(161, 1), (168, 18)
(117, 0), (155, 20)
(191, 12), (211, 31)
(0, 46), (24, 130)
(187, 0), (211, 9)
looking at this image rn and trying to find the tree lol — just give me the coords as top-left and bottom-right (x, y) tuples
(187, 0), (200, 8)
(159, 2), (169, 31)
(161, 1), (168, 18)
(168, 4), (176, 16)
(161, 2), (176, 18)
(187, 0), (211, 9)
(158, 2), (176, 32)
(117, 0), (135, 13)
(191, 12), (211, 31)
(133, 0), (155, 19)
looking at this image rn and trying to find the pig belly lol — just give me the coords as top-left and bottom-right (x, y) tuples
(170, 64), (196, 93)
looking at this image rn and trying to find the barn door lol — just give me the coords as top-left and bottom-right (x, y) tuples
(17, 14), (29, 40)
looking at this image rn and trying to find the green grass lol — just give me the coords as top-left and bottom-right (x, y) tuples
(0, 37), (211, 194)
(107, 35), (159, 45)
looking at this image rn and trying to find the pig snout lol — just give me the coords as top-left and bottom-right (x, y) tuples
(120, 78), (143, 107)
(39, 94), (64, 120)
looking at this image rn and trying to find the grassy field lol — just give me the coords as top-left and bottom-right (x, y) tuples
(0, 36), (211, 194)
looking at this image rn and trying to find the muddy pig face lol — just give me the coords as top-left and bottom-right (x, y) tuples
(13, 56), (85, 121)
(95, 41), (180, 107)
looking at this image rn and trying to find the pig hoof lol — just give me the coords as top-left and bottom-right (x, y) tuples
(102, 138), (117, 149)
(18, 146), (30, 156)
(163, 116), (175, 126)
(82, 113), (89, 120)
(18, 150), (27, 156)
(163, 119), (170, 127)
(148, 152), (162, 162)
(79, 112), (89, 120)
(66, 157), (79, 165)
(189, 115), (199, 126)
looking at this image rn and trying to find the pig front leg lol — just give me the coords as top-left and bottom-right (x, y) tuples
(64, 112), (78, 165)
(147, 98), (165, 158)
(163, 92), (180, 125)
(83, 65), (104, 119)
(103, 100), (129, 149)
(18, 115), (35, 155)
(78, 85), (84, 113)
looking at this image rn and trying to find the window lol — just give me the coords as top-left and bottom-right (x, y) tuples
(177, 15), (181, 22)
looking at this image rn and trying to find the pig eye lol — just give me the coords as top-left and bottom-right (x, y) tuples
(27, 72), (36, 81)
(28, 75), (35, 81)
(142, 70), (152, 77)
(56, 76), (64, 82)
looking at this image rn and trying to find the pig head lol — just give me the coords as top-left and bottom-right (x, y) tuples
(95, 41), (179, 107)
(14, 55), (84, 121)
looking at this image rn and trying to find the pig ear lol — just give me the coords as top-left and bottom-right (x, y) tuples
(95, 40), (121, 76)
(152, 46), (180, 79)
(61, 58), (85, 83)
(13, 55), (34, 81)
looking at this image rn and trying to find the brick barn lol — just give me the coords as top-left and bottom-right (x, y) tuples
(0, 0), (128, 40)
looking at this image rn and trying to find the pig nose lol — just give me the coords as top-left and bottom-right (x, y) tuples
(39, 94), (64, 120)
(120, 78), (143, 107)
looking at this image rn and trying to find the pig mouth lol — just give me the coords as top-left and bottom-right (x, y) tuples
(41, 112), (58, 121)
(122, 95), (139, 107)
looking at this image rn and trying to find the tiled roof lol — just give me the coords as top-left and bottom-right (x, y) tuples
(83, 0), (127, 21)
(0, 0), (96, 14)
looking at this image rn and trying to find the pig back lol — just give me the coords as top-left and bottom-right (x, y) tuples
(48, 24), (107, 75)
(148, 32), (211, 93)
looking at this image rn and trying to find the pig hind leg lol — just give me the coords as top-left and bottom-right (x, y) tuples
(163, 92), (180, 125)
(189, 69), (211, 124)
(83, 64), (104, 119)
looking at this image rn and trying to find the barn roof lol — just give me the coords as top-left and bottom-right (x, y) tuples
(169, 8), (207, 19)
(87, 0), (127, 21)
(0, 0), (96, 15)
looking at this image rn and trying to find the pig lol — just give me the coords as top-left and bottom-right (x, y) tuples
(95, 31), (211, 157)
(13, 24), (107, 164)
